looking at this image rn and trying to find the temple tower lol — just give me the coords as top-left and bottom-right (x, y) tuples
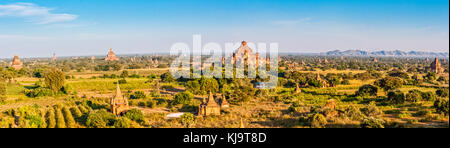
(105, 48), (120, 61)
(198, 92), (221, 116)
(428, 57), (444, 74)
(110, 83), (129, 116)
(10, 54), (23, 70)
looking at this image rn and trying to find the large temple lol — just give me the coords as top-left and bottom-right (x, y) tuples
(105, 48), (120, 61)
(427, 57), (445, 74)
(10, 55), (23, 70)
(222, 41), (265, 67)
(110, 83), (129, 116)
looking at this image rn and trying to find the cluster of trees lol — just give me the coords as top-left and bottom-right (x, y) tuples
(85, 109), (143, 128)
(282, 56), (448, 73)
(23, 69), (69, 98)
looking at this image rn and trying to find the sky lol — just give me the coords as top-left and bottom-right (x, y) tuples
(0, 0), (449, 58)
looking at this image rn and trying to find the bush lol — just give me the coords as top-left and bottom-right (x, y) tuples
(344, 105), (365, 120)
(62, 107), (76, 128)
(70, 107), (83, 119)
(44, 69), (66, 93)
(25, 115), (44, 128)
(55, 108), (66, 128)
(308, 113), (327, 128)
(161, 72), (175, 83)
(78, 105), (89, 114)
(118, 78), (127, 84)
(425, 72), (436, 81)
(406, 89), (422, 103)
(85, 110), (116, 128)
(45, 109), (56, 128)
(361, 117), (385, 128)
(387, 91), (405, 104)
(363, 102), (383, 117)
(114, 117), (132, 128)
(25, 88), (53, 98)
(146, 100), (158, 108)
(124, 109), (144, 123)
(130, 91), (146, 99)
(388, 70), (410, 79)
(185, 80), (201, 95)
(120, 70), (129, 78)
(181, 113), (195, 128)
(0, 116), (14, 128)
(434, 99), (449, 116)
(375, 77), (403, 92)
(355, 84), (378, 97)
(341, 79), (351, 85)
(436, 88), (449, 98)
(173, 91), (194, 105)
(421, 91), (437, 101)
(0, 81), (6, 102)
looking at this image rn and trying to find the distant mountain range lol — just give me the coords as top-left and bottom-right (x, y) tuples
(325, 50), (449, 57)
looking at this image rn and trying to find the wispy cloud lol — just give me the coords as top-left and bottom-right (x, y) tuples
(0, 2), (77, 24)
(272, 18), (311, 26)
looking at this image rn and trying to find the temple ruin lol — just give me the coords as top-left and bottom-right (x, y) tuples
(427, 57), (445, 74)
(10, 55), (23, 70)
(198, 92), (221, 116)
(105, 48), (120, 61)
(110, 83), (129, 116)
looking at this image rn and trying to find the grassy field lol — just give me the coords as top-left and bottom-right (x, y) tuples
(1, 68), (448, 128)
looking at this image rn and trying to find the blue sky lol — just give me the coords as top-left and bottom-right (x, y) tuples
(0, 0), (448, 58)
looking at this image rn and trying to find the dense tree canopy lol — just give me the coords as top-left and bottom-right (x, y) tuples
(44, 69), (66, 93)
(375, 77), (403, 92)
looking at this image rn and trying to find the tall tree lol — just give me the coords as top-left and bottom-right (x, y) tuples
(375, 77), (403, 93)
(44, 69), (66, 93)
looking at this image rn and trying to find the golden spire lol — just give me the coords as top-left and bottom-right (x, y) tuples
(206, 91), (219, 106)
(115, 82), (122, 98)
(240, 118), (245, 128)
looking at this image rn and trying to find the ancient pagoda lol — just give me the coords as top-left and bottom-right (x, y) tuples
(227, 41), (263, 67)
(373, 57), (378, 62)
(316, 73), (328, 88)
(90, 56), (96, 63)
(51, 53), (57, 61)
(110, 83), (129, 116)
(220, 94), (229, 108)
(10, 55), (23, 70)
(105, 48), (120, 61)
(198, 92), (221, 116)
(427, 57), (445, 74)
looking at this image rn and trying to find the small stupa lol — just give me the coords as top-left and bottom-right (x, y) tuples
(240, 118), (245, 128)
(220, 94), (229, 108)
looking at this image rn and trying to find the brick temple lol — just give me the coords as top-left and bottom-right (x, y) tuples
(198, 92), (221, 116)
(10, 55), (23, 70)
(105, 48), (120, 61)
(427, 57), (445, 74)
(110, 83), (129, 116)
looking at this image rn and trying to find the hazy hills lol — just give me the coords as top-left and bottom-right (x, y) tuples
(325, 50), (449, 57)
